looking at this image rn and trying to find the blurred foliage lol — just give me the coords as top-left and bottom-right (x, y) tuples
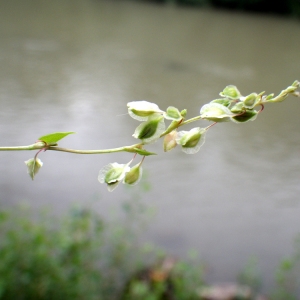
(122, 250), (205, 300)
(237, 256), (262, 293)
(270, 235), (300, 300)
(0, 203), (205, 300)
(1, 203), (300, 299)
(236, 237), (300, 300)
(138, 0), (300, 17)
(0, 202), (152, 300)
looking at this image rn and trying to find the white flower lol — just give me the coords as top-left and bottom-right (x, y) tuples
(200, 103), (235, 122)
(132, 115), (165, 144)
(176, 127), (206, 154)
(98, 162), (131, 192)
(127, 101), (164, 121)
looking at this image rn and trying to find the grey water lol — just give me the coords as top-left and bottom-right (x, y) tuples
(1, 0), (300, 293)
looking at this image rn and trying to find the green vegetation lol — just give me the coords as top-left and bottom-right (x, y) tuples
(0, 202), (300, 299)
(1, 82), (299, 192)
(0, 202), (206, 300)
(270, 236), (300, 300)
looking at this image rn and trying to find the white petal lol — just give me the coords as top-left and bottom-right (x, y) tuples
(127, 101), (163, 121)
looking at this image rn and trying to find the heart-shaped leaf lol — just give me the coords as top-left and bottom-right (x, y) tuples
(38, 132), (75, 145)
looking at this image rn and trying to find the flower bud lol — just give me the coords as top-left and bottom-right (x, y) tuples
(98, 162), (130, 192)
(163, 106), (182, 121)
(267, 85), (298, 103)
(163, 130), (177, 152)
(180, 109), (187, 118)
(200, 103), (234, 122)
(210, 98), (231, 107)
(241, 93), (259, 109)
(127, 101), (164, 121)
(132, 115), (165, 144)
(230, 102), (244, 113)
(262, 93), (274, 101)
(24, 158), (43, 180)
(219, 85), (241, 99)
(123, 164), (143, 186)
(176, 127), (206, 154)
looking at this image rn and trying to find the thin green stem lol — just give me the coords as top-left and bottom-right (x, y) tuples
(0, 142), (46, 151)
(160, 115), (202, 138)
(179, 115), (202, 127)
(0, 142), (142, 155)
(48, 145), (140, 154)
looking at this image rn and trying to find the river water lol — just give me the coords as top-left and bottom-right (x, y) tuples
(1, 0), (300, 293)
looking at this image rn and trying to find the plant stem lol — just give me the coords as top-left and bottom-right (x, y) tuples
(179, 115), (202, 127)
(0, 142), (46, 151)
(160, 115), (202, 138)
(0, 143), (142, 154)
(48, 144), (141, 154)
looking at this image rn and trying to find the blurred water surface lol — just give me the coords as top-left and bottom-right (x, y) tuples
(0, 0), (300, 293)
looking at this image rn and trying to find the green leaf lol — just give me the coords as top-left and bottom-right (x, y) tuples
(38, 132), (75, 145)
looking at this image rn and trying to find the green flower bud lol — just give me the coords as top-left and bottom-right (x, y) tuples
(163, 106), (182, 121)
(262, 93), (274, 101)
(230, 102), (244, 113)
(210, 98), (232, 107)
(24, 158), (43, 180)
(123, 164), (143, 186)
(98, 162), (130, 192)
(176, 127), (206, 154)
(267, 85), (299, 103)
(163, 130), (177, 152)
(132, 115), (165, 144)
(200, 103), (235, 122)
(180, 109), (187, 118)
(127, 101), (164, 121)
(219, 85), (241, 99)
(241, 93), (259, 109)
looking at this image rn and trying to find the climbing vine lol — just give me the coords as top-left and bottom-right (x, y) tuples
(0, 81), (299, 191)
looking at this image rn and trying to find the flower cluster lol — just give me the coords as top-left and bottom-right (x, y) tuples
(20, 81), (299, 191)
(98, 101), (208, 191)
(199, 80), (300, 123)
(127, 101), (206, 154)
(98, 160), (143, 192)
